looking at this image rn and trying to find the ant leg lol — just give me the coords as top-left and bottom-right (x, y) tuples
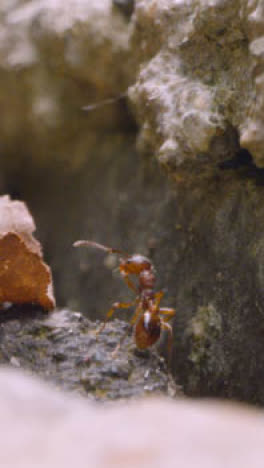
(130, 301), (143, 325)
(159, 307), (175, 322)
(120, 271), (138, 293)
(111, 303), (143, 357)
(161, 321), (173, 367)
(96, 301), (135, 336)
(153, 291), (164, 310)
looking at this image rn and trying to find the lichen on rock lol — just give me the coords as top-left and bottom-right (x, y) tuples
(186, 303), (227, 393)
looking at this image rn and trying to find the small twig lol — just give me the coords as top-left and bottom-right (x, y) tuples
(81, 92), (128, 112)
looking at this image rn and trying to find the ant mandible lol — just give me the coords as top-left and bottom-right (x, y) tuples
(73, 240), (175, 360)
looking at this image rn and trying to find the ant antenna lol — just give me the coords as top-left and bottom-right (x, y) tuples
(73, 240), (128, 257)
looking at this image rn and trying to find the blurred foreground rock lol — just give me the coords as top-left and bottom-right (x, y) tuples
(0, 195), (55, 310)
(1, 367), (264, 467)
(0, 308), (178, 400)
(0, 0), (133, 170)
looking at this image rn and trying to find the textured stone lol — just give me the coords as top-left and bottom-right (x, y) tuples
(1, 367), (264, 467)
(0, 307), (178, 400)
(0, 195), (55, 310)
(129, 0), (264, 169)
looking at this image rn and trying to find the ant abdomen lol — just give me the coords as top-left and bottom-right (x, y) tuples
(134, 312), (161, 349)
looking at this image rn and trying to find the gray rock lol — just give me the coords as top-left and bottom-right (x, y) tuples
(0, 307), (179, 400)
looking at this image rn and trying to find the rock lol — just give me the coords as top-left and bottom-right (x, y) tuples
(129, 0), (264, 169)
(0, 307), (179, 400)
(1, 367), (264, 467)
(0, 0), (133, 170)
(0, 195), (55, 310)
(153, 175), (264, 404)
(3, 0), (264, 408)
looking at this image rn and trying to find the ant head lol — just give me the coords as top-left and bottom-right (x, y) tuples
(119, 254), (153, 275)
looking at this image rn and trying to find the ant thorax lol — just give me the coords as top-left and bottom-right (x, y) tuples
(139, 269), (155, 290)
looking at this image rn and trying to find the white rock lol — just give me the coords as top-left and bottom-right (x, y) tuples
(129, 0), (264, 167)
(1, 367), (264, 467)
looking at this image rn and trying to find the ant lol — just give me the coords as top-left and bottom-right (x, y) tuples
(73, 240), (175, 361)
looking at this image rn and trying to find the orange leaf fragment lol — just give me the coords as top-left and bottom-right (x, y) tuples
(0, 196), (55, 311)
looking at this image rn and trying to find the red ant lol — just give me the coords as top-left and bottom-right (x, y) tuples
(73, 240), (175, 361)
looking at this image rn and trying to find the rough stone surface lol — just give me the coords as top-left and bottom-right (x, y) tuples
(0, 195), (55, 310)
(0, 307), (178, 400)
(154, 173), (264, 404)
(1, 367), (264, 467)
(4, 0), (264, 172)
(129, 0), (264, 169)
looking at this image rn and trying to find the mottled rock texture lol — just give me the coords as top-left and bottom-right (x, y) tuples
(0, 195), (55, 310)
(0, 307), (177, 400)
(129, 0), (264, 169)
(2, 0), (264, 171)
(1, 367), (264, 468)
